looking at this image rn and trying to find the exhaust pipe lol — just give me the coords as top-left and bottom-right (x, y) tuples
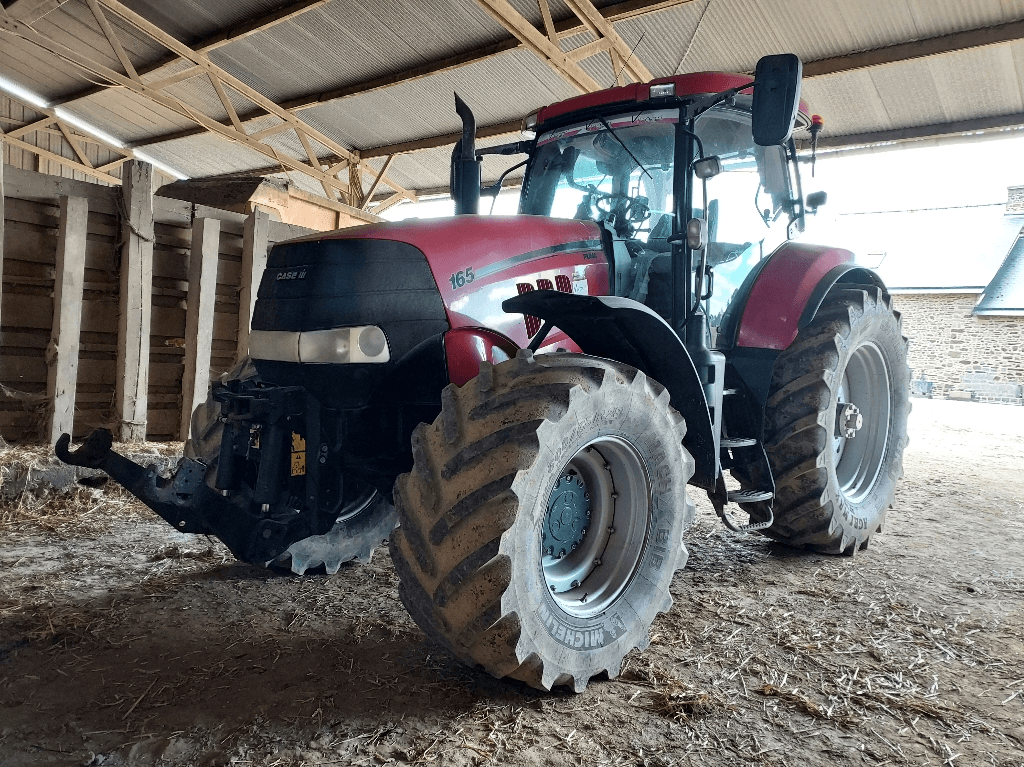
(450, 93), (481, 215)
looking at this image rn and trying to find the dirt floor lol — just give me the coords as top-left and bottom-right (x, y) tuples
(0, 397), (1022, 767)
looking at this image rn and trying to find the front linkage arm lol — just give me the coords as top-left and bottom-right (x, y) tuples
(55, 422), (333, 564)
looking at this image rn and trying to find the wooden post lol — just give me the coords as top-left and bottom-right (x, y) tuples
(115, 159), (154, 442)
(46, 195), (88, 442)
(180, 217), (220, 441)
(238, 208), (270, 361)
(0, 155), (5, 343)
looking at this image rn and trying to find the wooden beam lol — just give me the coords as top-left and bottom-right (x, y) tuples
(0, 157), (5, 347)
(803, 19), (1024, 77)
(218, 119), (523, 178)
(810, 113), (1024, 151)
(0, 9), (355, 195)
(474, 0), (599, 93)
(115, 160), (154, 442)
(53, 0), (331, 107)
(371, 192), (407, 214)
(360, 155), (394, 210)
(46, 195), (88, 443)
(180, 217), (220, 440)
(131, 0), (692, 150)
(361, 120), (522, 159)
(238, 208), (270, 362)
(1, 133), (121, 184)
(562, 0), (653, 83)
(85, 0), (139, 80)
(5, 0), (70, 24)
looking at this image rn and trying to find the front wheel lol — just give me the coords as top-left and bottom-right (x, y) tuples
(390, 351), (694, 692)
(745, 286), (910, 553)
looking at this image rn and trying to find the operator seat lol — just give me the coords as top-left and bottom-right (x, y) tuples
(626, 213), (673, 318)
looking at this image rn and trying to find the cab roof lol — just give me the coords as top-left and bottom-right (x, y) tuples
(536, 72), (811, 131)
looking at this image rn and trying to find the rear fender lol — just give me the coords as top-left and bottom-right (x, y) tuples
(734, 242), (859, 351)
(726, 242), (885, 410)
(502, 291), (718, 490)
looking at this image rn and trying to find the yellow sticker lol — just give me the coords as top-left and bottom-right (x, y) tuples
(291, 433), (306, 452)
(290, 451), (306, 476)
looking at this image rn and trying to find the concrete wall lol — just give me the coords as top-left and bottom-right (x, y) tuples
(894, 292), (1024, 405)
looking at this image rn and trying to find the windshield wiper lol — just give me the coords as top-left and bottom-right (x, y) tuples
(597, 116), (652, 181)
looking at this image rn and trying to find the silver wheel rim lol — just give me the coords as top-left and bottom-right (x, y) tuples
(833, 341), (891, 504)
(337, 484), (377, 522)
(541, 436), (651, 618)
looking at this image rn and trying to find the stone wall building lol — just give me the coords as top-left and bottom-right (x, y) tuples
(893, 291), (1024, 404)
(815, 185), (1024, 405)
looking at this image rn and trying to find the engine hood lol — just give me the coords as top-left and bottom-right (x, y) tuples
(289, 215), (604, 309)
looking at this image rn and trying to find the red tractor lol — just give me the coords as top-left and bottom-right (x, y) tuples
(58, 55), (910, 692)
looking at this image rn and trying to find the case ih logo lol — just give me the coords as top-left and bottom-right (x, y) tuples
(276, 269), (307, 281)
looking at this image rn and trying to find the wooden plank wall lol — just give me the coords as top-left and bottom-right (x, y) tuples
(0, 164), (317, 443)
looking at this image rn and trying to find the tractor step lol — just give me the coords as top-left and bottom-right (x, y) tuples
(728, 489), (774, 504)
(721, 437), (757, 448)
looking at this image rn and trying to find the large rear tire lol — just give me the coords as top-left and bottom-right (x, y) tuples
(744, 286), (910, 553)
(390, 351), (694, 692)
(185, 358), (398, 573)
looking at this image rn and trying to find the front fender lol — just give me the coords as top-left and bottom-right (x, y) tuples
(502, 291), (718, 490)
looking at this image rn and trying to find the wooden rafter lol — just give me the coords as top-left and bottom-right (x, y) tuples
(0, 92), (136, 184)
(131, 0), (692, 150)
(359, 155), (395, 211)
(0, 0), (360, 203)
(53, 0), (332, 108)
(474, 0), (653, 95)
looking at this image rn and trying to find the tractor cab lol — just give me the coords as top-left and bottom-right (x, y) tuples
(515, 70), (809, 347)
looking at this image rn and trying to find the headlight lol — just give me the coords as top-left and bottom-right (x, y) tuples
(249, 326), (390, 364)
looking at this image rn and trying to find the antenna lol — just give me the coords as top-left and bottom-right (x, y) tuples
(616, 30), (647, 83)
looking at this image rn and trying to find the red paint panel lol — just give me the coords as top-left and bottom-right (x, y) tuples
(736, 242), (854, 350)
(444, 327), (520, 386)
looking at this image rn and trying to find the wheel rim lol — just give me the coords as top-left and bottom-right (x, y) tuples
(541, 436), (651, 618)
(833, 341), (891, 504)
(337, 481), (377, 522)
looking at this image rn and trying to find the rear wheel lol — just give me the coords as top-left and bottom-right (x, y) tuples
(390, 351), (694, 691)
(185, 358), (398, 573)
(745, 286), (910, 553)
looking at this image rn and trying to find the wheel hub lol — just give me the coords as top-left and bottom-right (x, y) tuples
(541, 437), (651, 617)
(836, 402), (863, 439)
(543, 475), (590, 558)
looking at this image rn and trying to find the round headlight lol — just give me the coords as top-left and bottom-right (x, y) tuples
(357, 326), (387, 357)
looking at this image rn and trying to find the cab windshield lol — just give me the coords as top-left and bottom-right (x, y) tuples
(519, 109), (678, 242)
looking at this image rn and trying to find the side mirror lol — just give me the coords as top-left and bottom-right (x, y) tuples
(806, 190), (827, 213)
(752, 53), (802, 146)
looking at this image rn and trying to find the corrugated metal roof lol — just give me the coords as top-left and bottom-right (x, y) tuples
(2, 0), (1024, 195)
(975, 232), (1024, 313)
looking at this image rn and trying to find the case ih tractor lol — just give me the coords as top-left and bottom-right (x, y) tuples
(57, 54), (910, 692)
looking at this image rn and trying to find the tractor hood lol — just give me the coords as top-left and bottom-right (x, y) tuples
(286, 215), (604, 330)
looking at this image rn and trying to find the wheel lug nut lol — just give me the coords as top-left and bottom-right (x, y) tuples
(570, 543), (577, 551)
(593, 558), (601, 566)
(580, 528), (587, 536)
(608, 527), (615, 534)
(571, 580), (580, 588)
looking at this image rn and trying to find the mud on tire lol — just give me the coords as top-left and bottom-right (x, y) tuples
(185, 358), (398, 574)
(390, 350), (694, 692)
(744, 286), (910, 554)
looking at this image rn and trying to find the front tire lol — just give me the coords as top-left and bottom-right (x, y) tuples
(390, 351), (694, 691)
(748, 286), (910, 553)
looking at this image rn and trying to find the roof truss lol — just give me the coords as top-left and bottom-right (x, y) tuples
(0, 0), (416, 207)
